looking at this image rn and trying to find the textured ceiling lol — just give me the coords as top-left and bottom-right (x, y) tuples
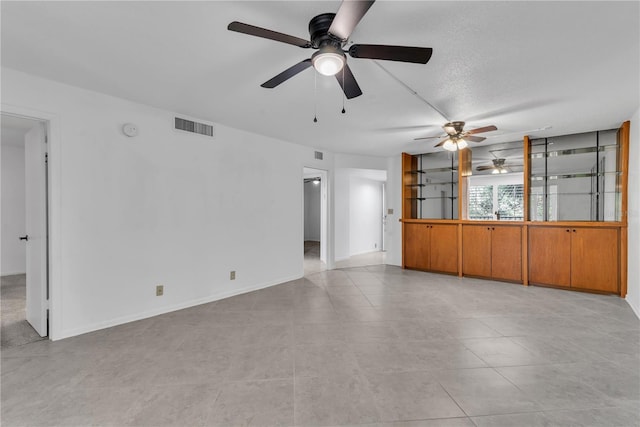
(1, 1), (638, 157)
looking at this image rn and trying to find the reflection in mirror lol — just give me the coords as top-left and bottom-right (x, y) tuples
(467, 140), (524, 221)
(412, 151), (458, 219)
(529, 129), (619, 221)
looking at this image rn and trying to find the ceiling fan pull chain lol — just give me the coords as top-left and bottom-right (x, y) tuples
(313, 70), (318, 123)
(341, 67), (346, 114)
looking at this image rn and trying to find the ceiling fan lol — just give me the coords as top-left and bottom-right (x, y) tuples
(414, 121), (498, 151)
(227, 0), (433, 99)
(476, 158), (523, 174)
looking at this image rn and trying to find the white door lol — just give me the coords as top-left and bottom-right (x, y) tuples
(24, 122), (48, 336)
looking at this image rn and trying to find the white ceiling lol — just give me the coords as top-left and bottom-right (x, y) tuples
(1, 1), (638, 157)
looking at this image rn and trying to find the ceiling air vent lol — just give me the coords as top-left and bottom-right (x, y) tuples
(314, 151), (324, 160)
(174, 117), (214, 137)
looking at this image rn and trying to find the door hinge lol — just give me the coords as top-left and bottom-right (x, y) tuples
(45, 152), (48, 164)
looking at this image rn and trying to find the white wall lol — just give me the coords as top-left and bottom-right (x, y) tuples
(333, 163), (388, 261)
(303, 181), (321, 241)
(334, 168), (351, 261)
(349, 176), (383, 256)
(385, 155), (403, 266)
(1, 139), (27, 275)
(627, 109), (640, 318)
(2, 68), (334, 339)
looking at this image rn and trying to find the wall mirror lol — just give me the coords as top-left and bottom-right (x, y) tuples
(407, 151), (459, 220)
(467, 140), (524, 221)
(529, 129), (619, 221)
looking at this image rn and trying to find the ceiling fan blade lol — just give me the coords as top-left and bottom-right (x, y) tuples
(466, 125), (498, 135)
(349, 44), (433, 64)
(329, 0), (375, 41)
(335, 63), (363, 99)
(435, 137), (450, 148)
(228, 21), (311, 48)
(414, 134), (445, 141)
(261, 59), (313, 88)
(476, 165), (495, 171)
(464, 135), (486, 143)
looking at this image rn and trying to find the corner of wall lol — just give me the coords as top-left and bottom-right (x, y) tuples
(626, 109), (640, 319)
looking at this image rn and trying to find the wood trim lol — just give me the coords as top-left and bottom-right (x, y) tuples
(402, 153), (418, 220)
(621, 225), (628, 297)
(526, 221), (625, 228)
(618, 121), (630, 225)
(523, 136), (530, 222)
(458, 223), (463, 277)
(459, 148), (471, 221)
(617, 122), (629, 296)
(522, 224), (528, 286)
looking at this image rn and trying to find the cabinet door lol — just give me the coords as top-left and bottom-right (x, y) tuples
(570, 228), (618, 292)
(492, 226), (522, 282)
(430, 224), (458, 273)
(529, 227), (571, 286)
(404, 223), (430, 270)
(462, 225), (492, 277)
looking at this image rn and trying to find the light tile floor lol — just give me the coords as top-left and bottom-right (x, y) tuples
(1, 266), (639, 426)
(1, 274), (44, 348)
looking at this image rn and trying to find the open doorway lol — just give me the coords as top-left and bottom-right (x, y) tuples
(303, 167), (328, 275)
(1, 114), (49, 347)
(334, 168), (387, 269)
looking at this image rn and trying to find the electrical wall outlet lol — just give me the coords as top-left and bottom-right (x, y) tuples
(387, 208), (394, 215)
(230, 271), (236, 280)
(156, 285), (164, 296)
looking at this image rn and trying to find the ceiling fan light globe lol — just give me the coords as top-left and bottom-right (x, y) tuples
(456, 139), (469, 150)
(500, 169), (508, 174)
(442, 139), (457, 151)
(312, 47), (345, 76)
(492, 168), (500, 174)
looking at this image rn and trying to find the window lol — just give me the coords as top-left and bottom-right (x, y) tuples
(497, 184), (524, 220)
(468, 185), (494, 220)
(468, 173), (524, 221)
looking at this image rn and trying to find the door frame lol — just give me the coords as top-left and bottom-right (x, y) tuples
(303, 167), (330, 270)
(2, 104), (60, 340)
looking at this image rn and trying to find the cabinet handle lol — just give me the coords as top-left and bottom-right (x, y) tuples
(487, 227), (490, 230)
(566, 229), (570, 232)
(573, 229), (576, 232)
(492, 227), (495, 230)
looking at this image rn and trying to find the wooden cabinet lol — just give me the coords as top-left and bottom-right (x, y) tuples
(570, 228), (619, 292)
(403, 223), (458, 274)
(528, 227), (571, 286)
(462, 225), (492, 277)
(463, 225), (522, 282)
(529, 226), (618, 293)
(404, 223), (430, 270)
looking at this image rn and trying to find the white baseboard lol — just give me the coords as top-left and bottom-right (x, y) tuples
(54, 273), (302, 341)
(626, 296), (640, 320)
(349, 248), (382, 257)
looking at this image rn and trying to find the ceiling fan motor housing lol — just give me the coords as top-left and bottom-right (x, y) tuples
(444, 121), (466, 135)
(309, 13), (343, 49)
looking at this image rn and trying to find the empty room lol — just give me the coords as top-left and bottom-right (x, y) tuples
(1, 1), (639, 426)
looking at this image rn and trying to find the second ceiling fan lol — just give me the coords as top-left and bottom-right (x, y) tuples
(415, 121), (498, 151)
(228, 0), (433, 99)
